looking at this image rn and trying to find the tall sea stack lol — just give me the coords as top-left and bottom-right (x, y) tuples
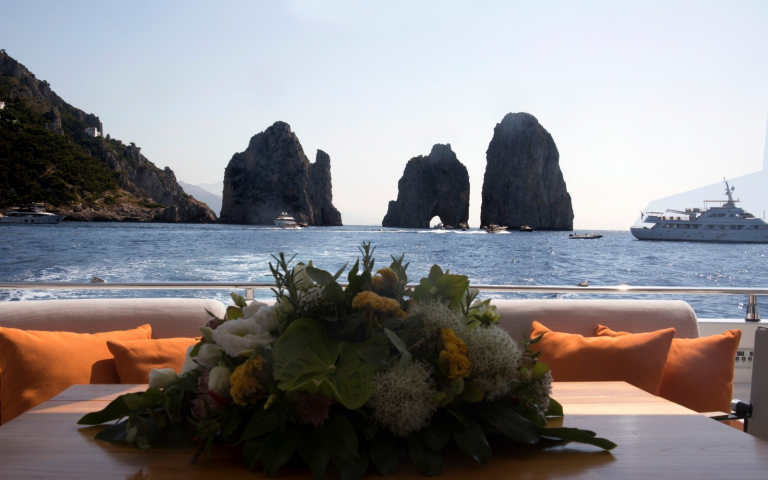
(219, 122), (342, 225)
(480, 113), (573, 230)
(382, 144), (469, 228)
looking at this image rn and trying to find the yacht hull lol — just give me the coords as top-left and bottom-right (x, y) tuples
(631, 227), (768, 243)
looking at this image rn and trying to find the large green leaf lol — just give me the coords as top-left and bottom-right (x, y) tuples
(243, 439), (264, 470)
(78, 395), (133, 425)
(435, 274), (470, 310)
(450, 416), (491, 464)
(262, 424), (299, 477)
(307, 265), (335, 287)
(239, 409), (278, 443)
(537, 427), (617, 450)
(545, 397), (564, 417)
(368, 430), (398, 475)
(408, 435), (443, 476)
(298, 427), (331, 480)
(272, 319), (381, 409)
(318, 413), (359, 459)
(472, 403), (540, 444)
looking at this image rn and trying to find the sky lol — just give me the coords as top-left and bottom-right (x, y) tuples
(2, 1), (768, 228)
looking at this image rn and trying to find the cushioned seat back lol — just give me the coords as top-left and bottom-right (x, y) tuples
(0, 298), (226, 339)
(494, 299), (699, 342)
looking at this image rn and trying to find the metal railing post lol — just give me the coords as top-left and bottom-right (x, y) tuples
(245, 288), (254, 302)
(746, 294), (761, 322)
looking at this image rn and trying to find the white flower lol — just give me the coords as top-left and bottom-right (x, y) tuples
(148, 368), (178, 388)
(243, 302), (280, 334)
(208, 366), (232, 396)
(369, 362), (438, 437)
(212, 318), (274, 357)
(465, 324), (523, 400)
(242, 300), (269, 318)
(181, 343), (222, 374)
(292, 262), (314, 290)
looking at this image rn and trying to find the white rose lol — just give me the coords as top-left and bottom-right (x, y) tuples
(181, 343), (222, 374)
(148, 368), (178, 388)
(252, 304), (280, 334)
(242, 300), (269, 318)
(292, 262), (314, 290)
(212, 318), (274, 357)
(208, 366), (232, 396)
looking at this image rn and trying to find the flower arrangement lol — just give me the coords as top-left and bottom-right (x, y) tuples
(80, 243), (615, 478)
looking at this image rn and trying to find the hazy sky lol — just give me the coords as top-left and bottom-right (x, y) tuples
(3, 1), (767, 228)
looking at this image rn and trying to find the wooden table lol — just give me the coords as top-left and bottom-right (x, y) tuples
(0, 382), (766, 479)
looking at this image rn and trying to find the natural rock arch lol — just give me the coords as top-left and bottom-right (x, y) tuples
(382, 144), (469, 228)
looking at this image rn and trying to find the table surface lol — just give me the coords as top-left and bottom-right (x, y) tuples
(0, 382), (766, 479)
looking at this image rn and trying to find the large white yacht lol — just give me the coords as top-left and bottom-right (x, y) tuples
(632, 179), (768, 243)
(0, 206), (64, 224)
(274, 212), (300, 228)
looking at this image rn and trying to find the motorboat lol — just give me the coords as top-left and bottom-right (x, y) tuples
(483, 224), (508, 233)
(632, 179), (768, 243)
(519, 225), (533, 232)
(274, 212), (300, 228)
(569, 233), (603, 239)
(0, 205), (64, 224)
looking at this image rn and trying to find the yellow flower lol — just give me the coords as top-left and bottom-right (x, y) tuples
(352, 291), (406, 321)
(372, 268), (399, 292)
(439, 328), (471, 379)
(229, 356), (267, 406)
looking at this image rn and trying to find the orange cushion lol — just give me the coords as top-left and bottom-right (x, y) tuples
(0, 325), (152, 424)
(107, 337), (198, 384)
(596, 325), (742, 412)
(530, 321), (675, 395)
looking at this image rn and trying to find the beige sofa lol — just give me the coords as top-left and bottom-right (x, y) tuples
(0, 297), (698, 340)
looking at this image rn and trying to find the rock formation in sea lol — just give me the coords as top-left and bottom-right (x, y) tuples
(382, 144), (470, 228)
(0, 51), (216, 223)
(480, 113), (573, 230)
(219, 122), (343, 225)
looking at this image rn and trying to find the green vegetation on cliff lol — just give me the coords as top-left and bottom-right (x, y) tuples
(0, 95), (120, 206)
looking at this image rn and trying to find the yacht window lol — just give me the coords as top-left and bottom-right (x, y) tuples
(729, 214), (735, 217)
(672, 224), (679, 228)
(664, 224), (671, 228)
(709, 213), (717, 217)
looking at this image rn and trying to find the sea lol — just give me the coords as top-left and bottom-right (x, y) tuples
(2, 223), (768, 319)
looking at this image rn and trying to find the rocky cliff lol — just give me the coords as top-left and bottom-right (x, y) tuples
(219, 122), (342, 225)
(0, 51), (216, 223)
(382, 144), (470, 228)
(480, 113), (573, 230)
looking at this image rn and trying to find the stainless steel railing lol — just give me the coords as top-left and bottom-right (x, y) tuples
(0, 281), (763, 321)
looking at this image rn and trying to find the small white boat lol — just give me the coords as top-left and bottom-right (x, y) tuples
(0, 205), (64, 224)
(483, 224), (508, 233)
(274, 212), (300, 228)
(569, 233), (603, 239)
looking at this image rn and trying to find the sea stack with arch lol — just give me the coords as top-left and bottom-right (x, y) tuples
(382, 144), (470, 229)
(219, 121), (342, 226)
(480, 113), (574, 231)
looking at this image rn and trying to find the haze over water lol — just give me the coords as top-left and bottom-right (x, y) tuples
(2, 223), (767, 319)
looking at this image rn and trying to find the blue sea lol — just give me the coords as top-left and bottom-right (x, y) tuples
(2, 223), (768, 319)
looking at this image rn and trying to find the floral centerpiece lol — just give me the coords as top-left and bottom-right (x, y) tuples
(80, 243), (615, 478)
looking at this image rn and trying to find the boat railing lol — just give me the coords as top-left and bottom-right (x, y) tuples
(0, 282), (762, 321)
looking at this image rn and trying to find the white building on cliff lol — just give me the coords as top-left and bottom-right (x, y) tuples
(84, 126), (102, 137)
(0, 101), (5, 110)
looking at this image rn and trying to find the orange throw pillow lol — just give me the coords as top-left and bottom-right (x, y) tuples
(0, 324), (152, 424)
(107, 337), (198, 384)
(596, 325), (742, 412)
(530, 321), (675, 395)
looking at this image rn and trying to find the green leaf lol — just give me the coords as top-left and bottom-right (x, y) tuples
(537, 427), (617, 450)
(298, 427), (331, 480)
(421, 417), (450, 451)
(94, 420), (129, 442)
(240, 409), (278, 443)
(399, 350), (413, 366)
(428, 265), (444, 284)
(450, 416), (490, 464)
(357, 339), (390, 369)
(323, 282), (346, 304)
(530, 361), (550, 379)
(262, 424), (299, 477)
(243, 438), (264, 470)
(230, 292), (247, 308)
(332, 448), (370, 480)
(226, 305), (244, 320)
(273, 319), (378, 409)
(78, 395), (132, 425)
(435, 274), (470, 309)
(413, 278), (437, 302)
(408, 434), (443, 476)
(472, 403), (539, 444)
(383, 328), (406, 353)
(368, 430), (398, 475)
(545, 397), (564, 417)
(318, 413), (359, 459)
(307, 265), (335, 287)
(333, 263), (348, 281)
(461, 381), (484, 403)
